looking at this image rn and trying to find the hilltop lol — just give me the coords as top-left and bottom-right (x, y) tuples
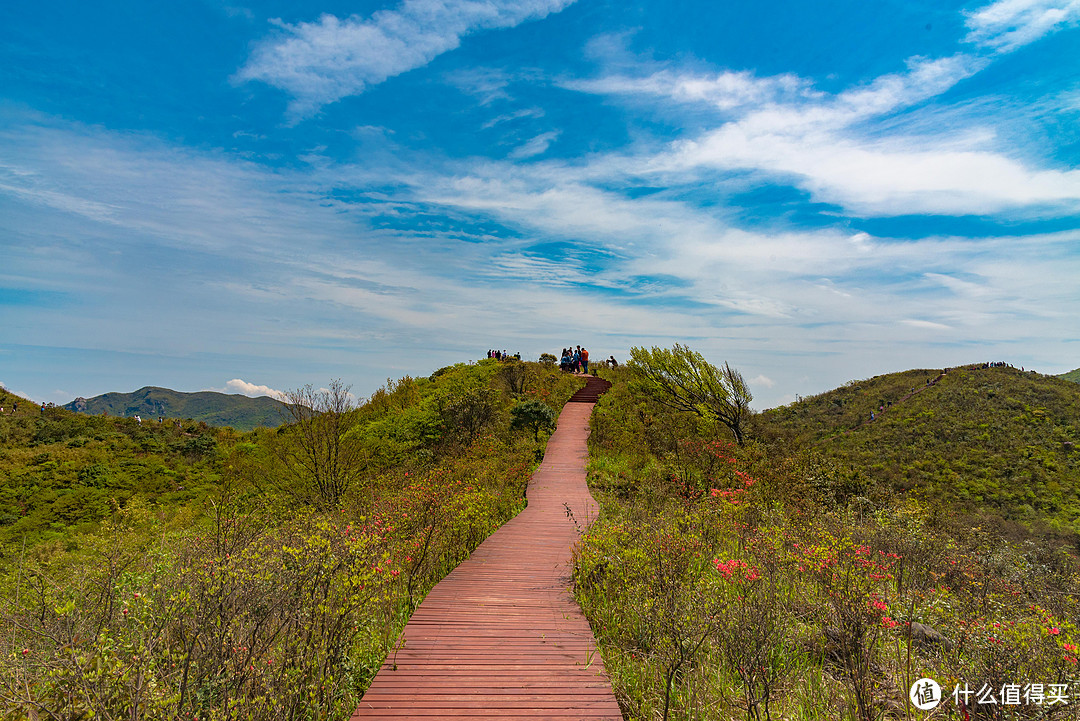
(756, 364), (1080, 531)
(63, 385), (288, 431)
(1061, 366), (1080, 383)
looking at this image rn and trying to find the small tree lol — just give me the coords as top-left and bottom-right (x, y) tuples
(510, 400), (557, 440)
(275, 380), (363, 509)
(497, 359), (532, 398)
(437, 388), (500, 449)
(628, 344), (753, 445)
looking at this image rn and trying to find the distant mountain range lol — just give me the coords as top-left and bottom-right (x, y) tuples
(63, 386), (288, 431)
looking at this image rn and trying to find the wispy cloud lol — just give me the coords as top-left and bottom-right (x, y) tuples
(901, 319), (953, 331)
(481, 107), (545, 129)
(509, 130), (560, 159)
(446, 67), (515, 105)
(569, 45), (1080, 217)
(965, 0), (1080, 52)
(563, 69), (819, 111)
(238, 0), (577, 117)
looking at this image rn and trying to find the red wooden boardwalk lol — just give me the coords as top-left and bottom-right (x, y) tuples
(350, 376), (620, 720)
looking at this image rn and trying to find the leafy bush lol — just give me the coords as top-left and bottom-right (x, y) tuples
(510, 399), (557, 440)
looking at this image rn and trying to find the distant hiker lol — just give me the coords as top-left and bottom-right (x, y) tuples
(135, 415), (142, 425)
(581, 347), (590, 374)
(870, 411), (875, 421)
(608, 355), (618, 368)
(40, 403), (45, 413)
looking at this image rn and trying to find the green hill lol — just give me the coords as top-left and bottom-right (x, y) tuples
(757, 364), (1080, 530)
(575, 355), (1080, 721)
(1, 359), (587, 718)
(63, 386), (288, 431)
(1061, 366), (1080, 383)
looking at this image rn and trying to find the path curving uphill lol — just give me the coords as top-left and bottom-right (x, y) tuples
(349, 375), (621, 720)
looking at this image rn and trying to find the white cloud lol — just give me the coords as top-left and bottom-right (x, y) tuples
(750, 374), (776, 388)
(0, 381), (39, 403)
(563, 69), (819, 111)
(562, 4), (1080, 218)
(218, 379), (288, 400)
(238, 0), (577, 117)
(508, 131), (560, 159)
(901, 319), (954, 331)
(563, 49), (1080, 217)
(446, 67), (514, 105)
(481, 107), (545, 129)
(965, 0), (1080, 52)
(669, 126), (1080, 216)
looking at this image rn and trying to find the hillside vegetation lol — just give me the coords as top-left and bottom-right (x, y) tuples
(757, 365), (1080, 533)
(6, 354), (1079, 720)
(1061, 367), (1080, 384)
(63, 386), (288, 431)
(1, 360), (583, 720)
(574, 357), (1079, 721)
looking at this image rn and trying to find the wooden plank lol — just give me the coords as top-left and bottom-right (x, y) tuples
(348, 380), (621, 720)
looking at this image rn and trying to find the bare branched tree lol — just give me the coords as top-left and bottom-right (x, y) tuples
(276, 380), (364, 508)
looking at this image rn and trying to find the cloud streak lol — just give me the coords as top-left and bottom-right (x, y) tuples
(239, 0), (577, 117)
(965, 0), (1080, 51)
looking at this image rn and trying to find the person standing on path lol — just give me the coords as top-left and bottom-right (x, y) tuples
(581, 347), (589, 374)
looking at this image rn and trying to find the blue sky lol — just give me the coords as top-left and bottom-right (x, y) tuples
(2, 0), (1078, 409)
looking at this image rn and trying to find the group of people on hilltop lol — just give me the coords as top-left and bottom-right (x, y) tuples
(560, 346), (589, 373)
(486, 349), (521, 361)
(559, 346), (620, 373)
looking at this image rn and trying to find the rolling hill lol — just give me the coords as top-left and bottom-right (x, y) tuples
(63, 385), (287, 431)
(1061, 367), (1080, 383)
(757, 364), (1080, 531)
